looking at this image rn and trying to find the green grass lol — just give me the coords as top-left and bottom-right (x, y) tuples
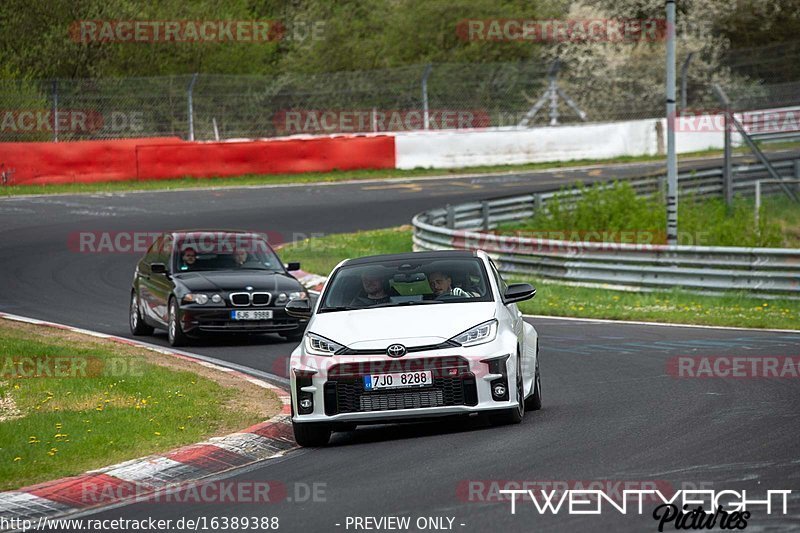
(279, 227), (800, 330)
(3, 142), (798, 197)
(280, 226), (414, 275)
(0, 320), (278, 491)
(498, 182), (799, 247)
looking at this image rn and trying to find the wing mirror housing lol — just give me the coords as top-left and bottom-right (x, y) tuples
(285, 298), (312, 319)
(150, 262), (167, 274)
(285, 262), (301, 271)
(503, 283), (536, 304)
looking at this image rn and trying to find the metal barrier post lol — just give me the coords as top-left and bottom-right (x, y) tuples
(795, 159), (800, 196)
(754, 180), (761, 226)
(51, 80), (58, 142)
(446, 205), (455, 229)
(421, 64), (432, 130)
(481, 201), (490, 230)
(187, 73), (199, 141)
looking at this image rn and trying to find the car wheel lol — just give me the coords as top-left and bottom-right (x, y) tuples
(292, 421), (331, 447)
(525, 358), (542, 411)
(167, 297), (189, 347)
(489, 353), (525, 426)
(129, 291), (154, 336)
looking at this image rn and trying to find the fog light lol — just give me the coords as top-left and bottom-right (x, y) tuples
(491, 378), (509, 401)
(299, 398), (313, 410)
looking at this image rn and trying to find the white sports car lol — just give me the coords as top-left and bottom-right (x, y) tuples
(285, 250), (541, 446)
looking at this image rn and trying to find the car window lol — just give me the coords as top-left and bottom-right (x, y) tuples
(489, 259), (508, 296)
(145, 236), (163, 264)
(157, 236), (173, 267)
(173, 233), (284, 272)
(319, 257), (493, 311)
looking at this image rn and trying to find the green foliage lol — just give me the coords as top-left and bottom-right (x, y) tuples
(0, 0), (552, 79)
(503, 181), (789, 247)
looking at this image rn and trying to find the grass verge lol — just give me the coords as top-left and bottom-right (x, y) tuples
(3, 142), (798, 197)
(0, 318), (280, 491)
(497, 182), (800, 247)
(279, 227), (800, 330)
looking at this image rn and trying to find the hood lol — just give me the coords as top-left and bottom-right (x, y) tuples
(173, 270), (303, 292)
(308, 302), (496, 348)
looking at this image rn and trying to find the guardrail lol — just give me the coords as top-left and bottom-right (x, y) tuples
(412, 156), (800, 298)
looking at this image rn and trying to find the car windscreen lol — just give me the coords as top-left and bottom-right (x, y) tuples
(319, 257), (493, 312)
(173, 233), (283, 272)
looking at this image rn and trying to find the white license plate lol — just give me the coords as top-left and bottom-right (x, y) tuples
(363, 371), (433, 390)
(231, 310), (273, 320)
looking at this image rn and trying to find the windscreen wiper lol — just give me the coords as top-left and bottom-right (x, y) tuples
(318, 305), (360, 313)
(370, 300), (443, 308)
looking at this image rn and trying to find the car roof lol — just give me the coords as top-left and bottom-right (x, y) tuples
(343, 250), (478, 266)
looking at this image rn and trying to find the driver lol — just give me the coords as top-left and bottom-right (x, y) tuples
(427, 271), (474, 298)
(180, 247), (197, 271)
(350, 268), (391, 306)
(232, 248), (260, 267)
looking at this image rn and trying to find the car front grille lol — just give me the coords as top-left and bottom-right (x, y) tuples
(359, 389), (445, 411)
(324, 357), (478, 415)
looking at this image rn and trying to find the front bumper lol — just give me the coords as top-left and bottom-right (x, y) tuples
(290, 344), (519, 424)
(179, 305), (308, 335)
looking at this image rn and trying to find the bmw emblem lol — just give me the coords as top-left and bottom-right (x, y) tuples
(387, 344), (407, 358)
(246, 286), (253, 290)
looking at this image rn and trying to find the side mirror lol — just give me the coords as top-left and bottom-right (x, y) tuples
(150, 262), (167, 274)
(503, 283), (536, 304)
(285, 298), (312, 319)
(285, 262), (301, 272)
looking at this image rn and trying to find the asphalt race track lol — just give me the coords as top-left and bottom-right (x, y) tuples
(2, 154), (800, 532)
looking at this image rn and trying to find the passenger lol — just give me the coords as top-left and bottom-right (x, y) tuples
(180, 247), (197, 271)
(350, 268), (392, 306)
(427, 270), (475, 298)
(232, 248), (251, 267)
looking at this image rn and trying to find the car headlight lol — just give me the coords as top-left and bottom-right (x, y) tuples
(276, 291), (308, 305)
(304, 333), (344, 356)
(182, 293), (222, 305)
(183, 293), (209, 304)
(450, 319), (498, 347)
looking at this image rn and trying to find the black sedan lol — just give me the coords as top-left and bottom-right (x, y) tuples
(129, 230), (309, 346)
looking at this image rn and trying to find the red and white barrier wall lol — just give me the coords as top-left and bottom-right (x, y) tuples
(0, 114), (748, 186)
(0, 135), (395, 186)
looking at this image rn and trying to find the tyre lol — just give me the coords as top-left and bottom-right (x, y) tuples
(129, 291), (154, 336)
(167, 297), (189, 347)
(292, 421), (331, 447)
(489, 354), (525, 426)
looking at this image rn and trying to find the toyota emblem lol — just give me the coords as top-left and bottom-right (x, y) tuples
(386, 344), (407, 358)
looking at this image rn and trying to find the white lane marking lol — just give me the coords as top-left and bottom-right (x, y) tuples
(524, 314), (800, 334)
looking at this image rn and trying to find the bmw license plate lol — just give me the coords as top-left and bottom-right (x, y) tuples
(363, 371), (433, 390)
(231, 310), (273, 320)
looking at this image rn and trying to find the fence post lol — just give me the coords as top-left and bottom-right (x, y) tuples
(187, 73), (199, 141)
(51, 80), (58, 142)
(532, 193), (542, 213)
(446, 204), (455, 229)
(795, 159), (800, 196)
(421, 64), (432, 130)
(481, 201), (490, 230)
